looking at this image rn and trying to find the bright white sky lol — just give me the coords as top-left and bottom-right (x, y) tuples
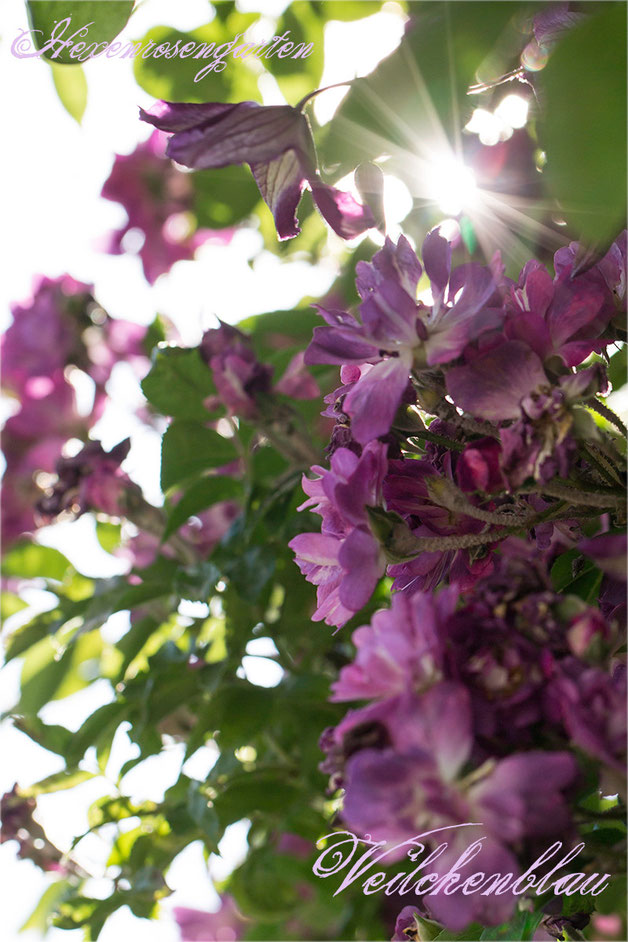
(0, 1), (406, 939)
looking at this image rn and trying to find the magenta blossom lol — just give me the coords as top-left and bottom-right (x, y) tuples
(102, 130), (228, 284)
(335, 686), (576, 929)
(546, 658), (627, 774)
(305, 230), (502, 443)
(330, 586), (458, 702)
(200, 323), (319, 418)
(140, 100), (374, 241)
(200, 322), (274, 418)
(289, 441), (387, 627)
(37, 440), (136, 522)
(503, 234), (625, 368)
(173, 896), (245, 941)
(1, 275), (92, 394)
(383, 457), (497, 594)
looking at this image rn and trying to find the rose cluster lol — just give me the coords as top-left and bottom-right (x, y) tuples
(102, 130), (233, 283)
(288, 230), (626, 932)
(1, 275), (148, 548)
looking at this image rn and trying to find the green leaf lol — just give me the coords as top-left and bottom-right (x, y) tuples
(321, 2), (525, 175)
(311, 1), (383, 20)
(229, 847), (303, 919)
(221, 544), (276, 603)
(160, 421), (238, 491)
(193, 165), (261, 229)
(215, 770), (301, 827)
(66, 700), (127, 766)
(95, 522), (122, 554)
(2, 541), (72, 581)
(185, 781), (221, 850)
(595, 874), (627, 915)
(132, 17), (258, 105)
(551, 549), (591, 592)
(480, 909), (543, 940)
(607, 344), (627, 392)
(21, 880), (75, 933)
(207, 681), (275, 749)
(263, 2), (324, 103)
(17, 631), (105, 715)
(541, 4), (627, 245)
(238, 306), (321, 356)
(50, 60), (87, 122)
(0, 591), (28, 619)
(22, 768), (96, 796)
(434, 925), (483, 941)
(164, 475), (241, 539)
(26, 1), (135, 64)
(173, 560), (221, 602)
(11, 715), (74, 757)
(142, 346), (216, 422)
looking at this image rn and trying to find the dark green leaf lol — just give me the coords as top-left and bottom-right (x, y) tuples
(173, 560), (221, 601)
(11, 715), (74, 757)
(161, 421), (239, 491)
(209, 681), (275, 748)
(215, 771), (301, 827)
(164, 475), (242, 539)
(480, 909), (543, 940)
(132, 17), (258, 104)
(142, 346), (216, 422)
(193, 164), (262, 229)
(541, 5), (627, 245)
(221, 544), (276, 603)
(27, 1), (134, 64)
(607, 344), (627, 392)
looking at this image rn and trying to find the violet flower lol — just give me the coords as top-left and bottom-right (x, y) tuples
(333, 685), (576, 928)
(504, 235), (625, 368)
(102, 130), (229, 284)
(546, 658), (627, 775)
(140, 100), (374, 241)
(330, 586), (458, 702)
(37, 440), (136, 522)
(382, 457), (497, 594)
(200, 322), (274, 418)
(306, 231), (502, 443)
(173, 896), (245, 941)
(200, 322), (319, 418)
(1, 275), (92, 394)
(289, 441), (388, 627)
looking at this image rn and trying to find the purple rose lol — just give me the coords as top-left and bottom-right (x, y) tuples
(102, 130), (229, 284)
(306, 231), (503, 443)
(173, 896), (244, 941)
(290, 441), (388, 627)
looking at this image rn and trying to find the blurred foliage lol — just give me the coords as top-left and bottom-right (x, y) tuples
(540, 3), (627, 246)
(26, 1), (135, 64)
(50, 61), (87, 123)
